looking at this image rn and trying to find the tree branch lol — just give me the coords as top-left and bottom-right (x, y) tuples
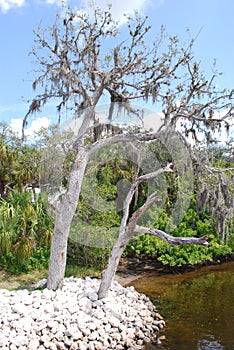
(135, 225), (209, 247)
(118, 163), (173, 241)
(87, 129), (168, 156)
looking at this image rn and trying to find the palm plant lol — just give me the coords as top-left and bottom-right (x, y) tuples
(0, 191), (53, 269)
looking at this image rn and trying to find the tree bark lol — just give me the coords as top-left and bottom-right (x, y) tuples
(98, 235), (131, 299)
(47, 146), (88, 290)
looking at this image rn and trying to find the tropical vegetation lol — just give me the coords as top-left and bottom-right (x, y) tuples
(0, 123), (233, 275)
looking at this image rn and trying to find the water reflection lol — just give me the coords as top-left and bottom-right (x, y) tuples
(198, 335), (224, 349)
(132, 261), (234, 350)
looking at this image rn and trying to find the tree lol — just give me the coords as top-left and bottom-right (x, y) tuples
(23, 5), (234, 295)
(0, 122), (40, 196)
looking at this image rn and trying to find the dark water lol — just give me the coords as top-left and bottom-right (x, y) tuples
(132, 261), (234, 350)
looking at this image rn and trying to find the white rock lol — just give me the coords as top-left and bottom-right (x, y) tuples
(0, 277), (164, 350)
(88, 322), (97, 331)
(49, 343), (57, 350)
(28, 339), (40, 350)
(41, 334), (51, 343)
(69, 343), (79, 350)
(88, 292), (98, 301)
(1, 326), (10, 337)
(70, 330), (83, 340)
(47, 320), (59, 329)
(111, 332), (121, 342)
(88, 330), (99, 340)
(68, 304), (80, 315)
(109, 316), (121, 328)
(55, 341), (66, 350)
(78, 341), (89, 350)
(8, 312), (21, 321)
(0, 335), (9, 347)
(20, 316), (33, 332)
(11, 334), (29, 347)
(43, 303), (54, 314)
(12, 303), (27, 315)
(91, 341), (104, 350)
(78, 296), (92, 310)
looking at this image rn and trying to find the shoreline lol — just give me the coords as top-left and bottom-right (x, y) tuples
(1, 255), (233, 349)
(115, 252), (234, 286)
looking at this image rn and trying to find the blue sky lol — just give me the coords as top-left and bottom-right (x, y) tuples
(0, 0), (234, 135)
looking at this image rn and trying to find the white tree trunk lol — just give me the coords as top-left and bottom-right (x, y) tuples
(47, 147), (88, 290)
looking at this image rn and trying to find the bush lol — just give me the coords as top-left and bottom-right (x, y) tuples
(67, 241), (110, 270)
(0, 192), (53, 273)
(125, 203), (233, 267)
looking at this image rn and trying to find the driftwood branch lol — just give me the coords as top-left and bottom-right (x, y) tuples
(135, 225), (209, 247)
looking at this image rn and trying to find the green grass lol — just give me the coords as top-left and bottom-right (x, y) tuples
(0, 264), (103, 291)
(0, 268), (47, 290)
(65, 264), (103, 279)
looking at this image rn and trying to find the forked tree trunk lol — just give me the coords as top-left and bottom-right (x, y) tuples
(47, 147), (88, 290)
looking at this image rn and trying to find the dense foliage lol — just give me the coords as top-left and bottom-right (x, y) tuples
(0, 191), (53, 273)
(125, 206), (233, 267)
(0, 125), (53, 273)
(0, 124), (233, 274)
(75, 144), (234, 268)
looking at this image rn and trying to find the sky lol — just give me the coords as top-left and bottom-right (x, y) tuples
(0, 0), (234, 136)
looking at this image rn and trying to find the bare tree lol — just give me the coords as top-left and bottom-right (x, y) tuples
(98, 162), (209, 299)
(23, 6), (234, 293)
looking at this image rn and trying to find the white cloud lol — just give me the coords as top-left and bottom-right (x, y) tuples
(41, 0), (67, 5)
(0, 0), (25, 13)
(10, 117), (50, 138)
(80, 0), (152, 22)
(25, 117), (51, 136)
(10, 118), (23, 135)
(0, 0), (163, 14)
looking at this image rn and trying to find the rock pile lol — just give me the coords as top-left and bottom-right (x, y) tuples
(0, 277), (165, 350)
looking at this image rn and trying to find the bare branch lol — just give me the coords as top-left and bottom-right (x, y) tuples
(135, 226), (209, 247)
(87, 129), (168, 155)
(204, 165), (234, 174)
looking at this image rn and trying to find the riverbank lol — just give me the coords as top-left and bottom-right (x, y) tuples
(116, 252), (234, 286)
(0, 277), (165, 350)
(1, 254), (234, 349)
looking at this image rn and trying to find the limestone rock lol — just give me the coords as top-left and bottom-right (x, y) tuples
(0, 277), (165, 349)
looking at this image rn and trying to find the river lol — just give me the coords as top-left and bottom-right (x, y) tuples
(131, 261), (234, 350)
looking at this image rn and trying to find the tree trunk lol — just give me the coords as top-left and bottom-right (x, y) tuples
(47, 147), (88, 290)
(98, 236), (130, 299)
(46, 218), (69, 289)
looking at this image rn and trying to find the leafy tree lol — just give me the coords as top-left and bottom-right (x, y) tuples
(0, 123), (41, 196)
(23, 5), (234, 297)
(0, 123), (19, 196)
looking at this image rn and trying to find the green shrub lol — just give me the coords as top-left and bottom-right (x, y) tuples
(0, 192), (53, 273)
(125, 202), (233, 267)
(67, 241), (110, 269)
